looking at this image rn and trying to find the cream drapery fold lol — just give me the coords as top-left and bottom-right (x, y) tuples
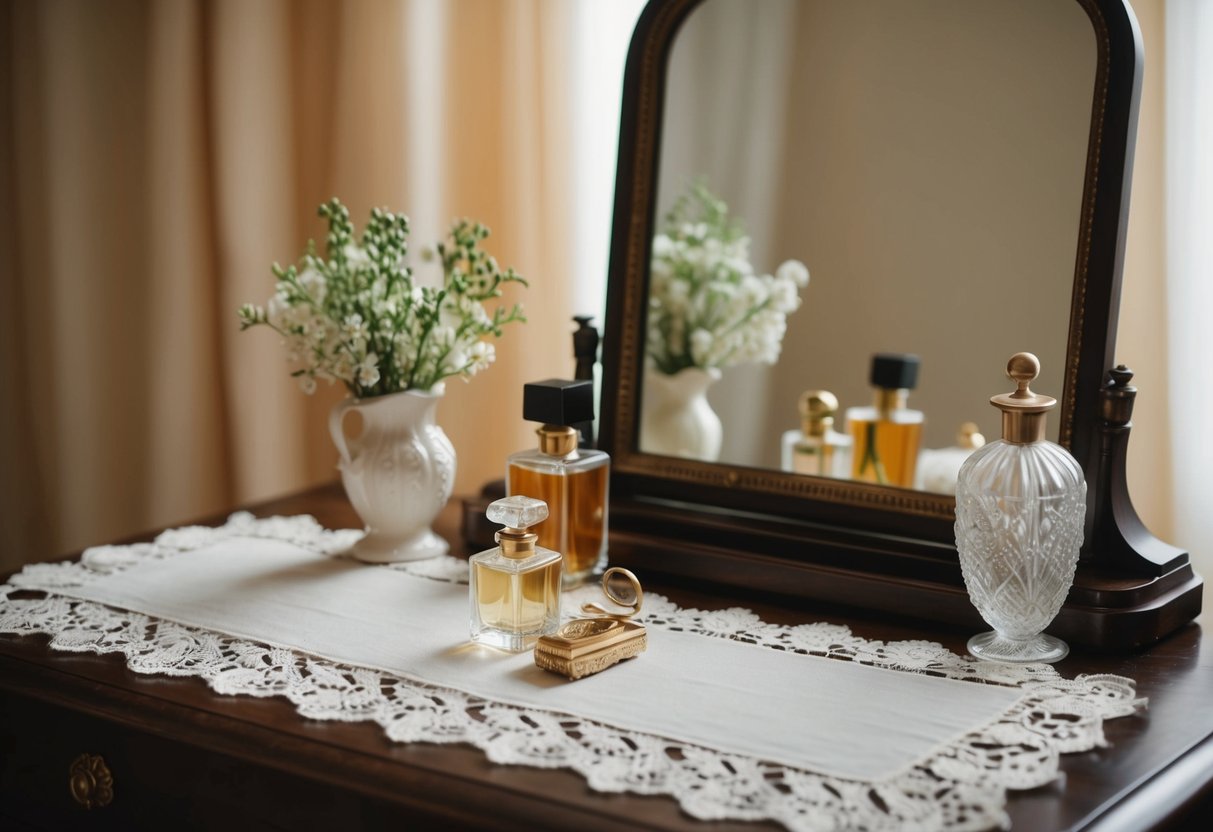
(1, 0), (580, 569)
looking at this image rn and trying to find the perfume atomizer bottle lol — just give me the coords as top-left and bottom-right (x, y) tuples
(534, 567), (648, 680)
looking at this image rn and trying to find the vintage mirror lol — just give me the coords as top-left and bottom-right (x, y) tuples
(599, 0), (1201, 647)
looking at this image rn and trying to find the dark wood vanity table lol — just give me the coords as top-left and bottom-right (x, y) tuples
(3, 1), (1207, 828)
(1, 483), (1211, 831)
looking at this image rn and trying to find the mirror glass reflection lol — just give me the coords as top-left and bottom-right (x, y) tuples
(640, 0), (1096, 493)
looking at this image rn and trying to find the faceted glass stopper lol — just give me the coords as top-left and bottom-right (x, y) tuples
(487, 496), (549, 530)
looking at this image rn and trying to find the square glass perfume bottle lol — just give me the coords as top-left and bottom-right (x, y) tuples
(469, 496), (562, 652)
(846, 353), (924, 488)
(507, 379), (609, 587)
(780, 390), (852, 477)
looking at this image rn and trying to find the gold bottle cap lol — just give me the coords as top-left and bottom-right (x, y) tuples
(798, 390), (838, 438)
(990, 352), (1055, 444)
(488, 496), (547, 558)
(537, 425), (579, 456)
(957, 421), (986, 450)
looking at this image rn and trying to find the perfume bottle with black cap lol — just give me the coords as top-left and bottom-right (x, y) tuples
(507, 379), (609, 587)
(846, 353), (924, 488)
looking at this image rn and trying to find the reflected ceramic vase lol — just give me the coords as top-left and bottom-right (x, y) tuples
(639, 367), (723, 462)
(329, 385), (455, 562)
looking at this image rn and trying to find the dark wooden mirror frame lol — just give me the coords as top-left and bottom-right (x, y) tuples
(599, 0), (1202, 649)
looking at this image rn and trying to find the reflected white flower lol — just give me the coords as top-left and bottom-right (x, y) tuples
(776, 259), (810, 288)
(645, 185), (809, 373)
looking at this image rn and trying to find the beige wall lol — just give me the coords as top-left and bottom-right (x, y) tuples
(657, 0), (1095, 469)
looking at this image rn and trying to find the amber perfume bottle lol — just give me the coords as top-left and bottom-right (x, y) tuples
(780, 390), (852, 477)
(507, 379), (609, 587)
(469, 496), (563, 652)
(846, 354), (924, 488)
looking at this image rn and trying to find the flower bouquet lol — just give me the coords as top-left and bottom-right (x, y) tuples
(641, 182), (808, 460)
(240, 198), (526, 562)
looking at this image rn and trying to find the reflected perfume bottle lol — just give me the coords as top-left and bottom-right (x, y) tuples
(916, 422), (986, 494)
(846, 354), (924, 488)
(780, 390), (851, 477)
(507, 379), (609, 587)
(469, 496), (563, 652)
(955, 353), (1086, 664)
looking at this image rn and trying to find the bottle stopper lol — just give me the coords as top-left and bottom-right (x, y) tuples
(488, 496), (547, 558)
(990, 352), (1056, 444)
(524, 379), (594, 456)
(798, 390), (839, 437)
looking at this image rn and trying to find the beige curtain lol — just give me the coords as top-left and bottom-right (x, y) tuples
(1, 0), (580, 570)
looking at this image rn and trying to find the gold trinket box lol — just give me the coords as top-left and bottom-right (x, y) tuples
(535, 567), (647, 680)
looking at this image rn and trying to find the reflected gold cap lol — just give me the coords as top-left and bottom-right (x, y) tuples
(798, 390), (838, 437)
(990, 352), (1055, 444)
(957, 421), (986, 450)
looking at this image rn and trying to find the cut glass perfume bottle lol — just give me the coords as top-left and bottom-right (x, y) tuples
(955, 353), (1086, 663)
(469, 496), (563, 652)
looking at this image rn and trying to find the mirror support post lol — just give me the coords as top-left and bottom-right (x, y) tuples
(1087, 366), (1189, 575)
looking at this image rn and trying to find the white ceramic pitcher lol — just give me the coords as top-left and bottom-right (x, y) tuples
(329, 385), (455, 562)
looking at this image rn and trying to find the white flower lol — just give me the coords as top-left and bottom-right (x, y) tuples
(355, 353), (380, 388)
(689, 329), (714, 366)
(298, 375), (317, 395)
(776, 259), (810, 288)
(769, 276), (800, 313)
(344, 244), (372, 271)
(266, 293), (290, 329)
(298, 267), (327, 302)
(467, 341), (495, 375)
(431, 325), (455, 348)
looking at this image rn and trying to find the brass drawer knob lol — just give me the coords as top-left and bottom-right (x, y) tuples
(69, 753), (113, 809)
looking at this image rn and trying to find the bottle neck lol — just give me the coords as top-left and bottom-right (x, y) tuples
(538, 425), (579, 457)
(496, 528), (538, 559)
(1001, 410), (1048, 444)
(800, 415), (834, 439)
(873, 388), (909, 418)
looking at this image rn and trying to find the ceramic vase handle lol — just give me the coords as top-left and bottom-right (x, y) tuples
(329, 399), (361, 468)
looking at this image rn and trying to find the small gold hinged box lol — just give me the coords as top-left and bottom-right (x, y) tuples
(534, 567), (647, 680)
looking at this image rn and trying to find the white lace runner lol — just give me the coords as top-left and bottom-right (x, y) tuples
(1, 513), (1144, 832)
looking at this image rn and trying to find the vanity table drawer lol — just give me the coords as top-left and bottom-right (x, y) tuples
(0, 691), (407, 831)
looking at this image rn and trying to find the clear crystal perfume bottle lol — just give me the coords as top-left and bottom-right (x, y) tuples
(955, 353), (1086, 664)
(507, 379), (609, 588)
(846, 354), (924, 488)
(469, 496), (563, 652)
(780, 390), (852, 477)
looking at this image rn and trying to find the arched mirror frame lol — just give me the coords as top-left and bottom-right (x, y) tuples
(599, 0), (1202, 647)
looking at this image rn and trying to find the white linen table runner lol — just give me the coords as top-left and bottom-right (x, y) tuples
(47, 535), (1018, 781)
(1, 514), (1144, 831)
